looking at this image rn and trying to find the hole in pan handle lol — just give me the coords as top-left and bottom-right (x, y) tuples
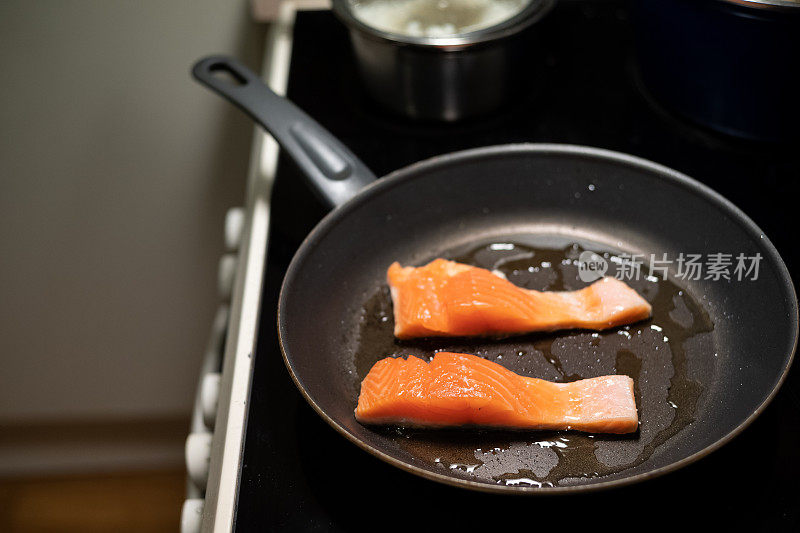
(191, 55), (377, 208)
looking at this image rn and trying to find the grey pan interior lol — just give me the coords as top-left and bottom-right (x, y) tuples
(193, 56), (798, 493)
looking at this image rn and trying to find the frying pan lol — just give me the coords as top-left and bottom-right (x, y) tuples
(192, 56), (798, 493)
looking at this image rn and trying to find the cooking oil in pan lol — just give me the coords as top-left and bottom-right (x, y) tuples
(352, 240), (714, 487)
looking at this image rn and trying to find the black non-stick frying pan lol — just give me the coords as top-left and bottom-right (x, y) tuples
(193, 56), (798, 493)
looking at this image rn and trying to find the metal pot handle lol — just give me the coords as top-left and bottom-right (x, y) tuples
(192, 56), (376, 208)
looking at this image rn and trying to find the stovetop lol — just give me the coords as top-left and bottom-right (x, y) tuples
(236, 3), (799, 530)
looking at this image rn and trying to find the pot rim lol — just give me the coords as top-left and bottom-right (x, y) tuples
(331, 0), (556, 48)
(718, 0), (800, 10)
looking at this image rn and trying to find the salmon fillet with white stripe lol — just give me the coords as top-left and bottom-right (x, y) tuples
(356, 352), (638, 434)
(387, 259), (651, 339)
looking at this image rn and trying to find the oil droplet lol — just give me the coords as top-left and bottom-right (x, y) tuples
(504, 478), (554, 487)
(534, 440), (568, 449)
(449, 463), (480, 473)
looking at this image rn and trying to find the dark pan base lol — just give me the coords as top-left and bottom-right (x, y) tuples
(278, 145), (797, 493)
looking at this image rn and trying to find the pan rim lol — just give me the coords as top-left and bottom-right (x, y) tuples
(276, 143), (798, 494)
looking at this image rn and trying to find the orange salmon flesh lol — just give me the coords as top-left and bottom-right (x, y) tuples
(387, 259), (652, 339)
(356, 352), (639, 434)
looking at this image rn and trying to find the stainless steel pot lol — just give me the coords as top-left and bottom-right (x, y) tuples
(332, 0), (556, 121)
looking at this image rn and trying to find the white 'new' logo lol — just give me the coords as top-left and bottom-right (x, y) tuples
(577, 251), (608, 282)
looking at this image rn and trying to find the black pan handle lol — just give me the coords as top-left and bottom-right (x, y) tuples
(192, 56), (377, 208)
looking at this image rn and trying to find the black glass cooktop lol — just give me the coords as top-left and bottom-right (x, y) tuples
(235, 2), (799, 530)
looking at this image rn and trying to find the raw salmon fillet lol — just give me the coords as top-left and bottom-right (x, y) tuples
(387, 259), (651, 339)
(356, 352), (638, 434)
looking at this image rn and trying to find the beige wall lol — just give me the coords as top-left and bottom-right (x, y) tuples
(0, 1), (265, 427)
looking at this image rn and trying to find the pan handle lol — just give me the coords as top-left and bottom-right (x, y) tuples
(192, 56), (377, 208)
